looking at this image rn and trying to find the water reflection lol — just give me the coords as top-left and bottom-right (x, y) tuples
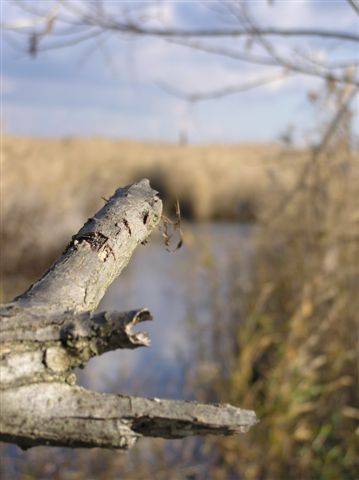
(78, 223), (253, 399)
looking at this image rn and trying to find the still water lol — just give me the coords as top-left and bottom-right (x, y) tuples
(79, 223), (253, 399)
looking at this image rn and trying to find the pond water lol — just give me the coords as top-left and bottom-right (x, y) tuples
(78, 223), (253, 399)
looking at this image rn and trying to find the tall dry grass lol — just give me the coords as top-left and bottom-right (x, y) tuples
(188, 99), (359, 479)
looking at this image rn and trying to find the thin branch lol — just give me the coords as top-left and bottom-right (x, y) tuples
(168, 39), (359, 88)
(265, 87), (358, 222)
(6, 1), (358, 89)
(29, 29), (105, 55)
(7, 2), (359, 42)
(158, 72), (289, 103)
(228, 4), (359, 86)
(76, 21), (359, 43)
(168, 38), (277, 68)
(346, 0), (359, 15)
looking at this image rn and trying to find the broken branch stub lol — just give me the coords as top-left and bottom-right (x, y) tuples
(0, 179), (257, 450)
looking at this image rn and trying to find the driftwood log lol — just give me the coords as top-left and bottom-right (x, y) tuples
(0, 179), (257, 450)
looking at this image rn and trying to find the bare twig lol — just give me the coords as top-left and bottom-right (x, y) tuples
(158, 71), (289, 102)
(265, 87), (358, 222)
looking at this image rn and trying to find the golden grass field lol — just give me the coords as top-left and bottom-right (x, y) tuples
(3, 134), (300, 219)
(2, 135), (302, 297)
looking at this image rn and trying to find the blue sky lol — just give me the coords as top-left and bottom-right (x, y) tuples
(2, 0), (358, 143)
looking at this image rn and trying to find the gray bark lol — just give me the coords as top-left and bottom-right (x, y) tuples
(0, 179), (257, 450)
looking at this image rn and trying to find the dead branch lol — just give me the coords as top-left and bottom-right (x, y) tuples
(0, 179), (257, 450)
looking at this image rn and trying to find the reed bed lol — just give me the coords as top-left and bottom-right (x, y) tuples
(189, 140), (359, 479)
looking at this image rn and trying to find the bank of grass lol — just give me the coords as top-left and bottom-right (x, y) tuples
(191, 143), (359, 479)
(3, 135), (299, 220)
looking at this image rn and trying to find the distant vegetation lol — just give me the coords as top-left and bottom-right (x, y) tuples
(2, 135), (302, 300)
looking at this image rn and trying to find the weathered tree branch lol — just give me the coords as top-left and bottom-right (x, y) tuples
(0, 179), (257, 450)
(1, 384), (256, 449)
(0, 308), (153, 389)
(13, 180), (162, 314)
